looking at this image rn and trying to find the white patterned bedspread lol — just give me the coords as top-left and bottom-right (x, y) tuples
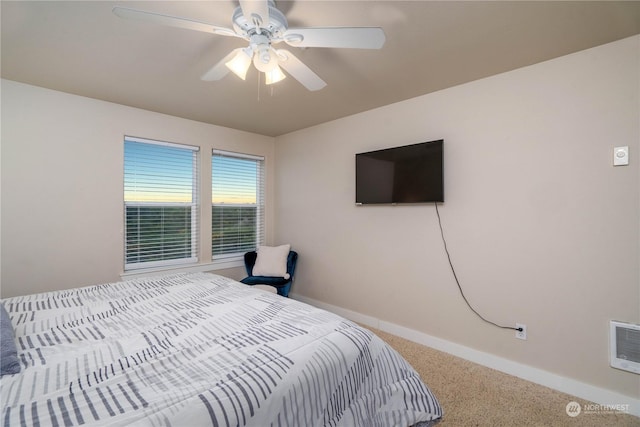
(1, 273), (442, 426)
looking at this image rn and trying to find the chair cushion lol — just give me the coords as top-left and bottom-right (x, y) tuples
(251, 285), (278, 294)
(0, 303), (21, 376)
(241, 275), (290, 287)
(252, 244), (291, 279)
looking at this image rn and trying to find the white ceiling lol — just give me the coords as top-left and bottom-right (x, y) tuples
(2, 1), (639, 137)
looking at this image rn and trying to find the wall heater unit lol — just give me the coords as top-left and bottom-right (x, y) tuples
(610, 320), (640, 374)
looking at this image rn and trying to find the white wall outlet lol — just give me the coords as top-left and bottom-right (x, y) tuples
(516, 323), (527, 340)
(614, 146), (629, 166)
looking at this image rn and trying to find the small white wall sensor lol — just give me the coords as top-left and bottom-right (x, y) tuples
(613, 146), (629, 166)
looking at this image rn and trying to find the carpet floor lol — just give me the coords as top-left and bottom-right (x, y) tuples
(369, 327), (639, 427)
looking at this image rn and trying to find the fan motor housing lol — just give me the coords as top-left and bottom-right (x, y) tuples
(232, 4), (288, 40)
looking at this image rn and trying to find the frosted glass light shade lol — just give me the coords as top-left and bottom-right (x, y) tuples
(265, 66), (286, 85)
(253, 48), (278, 73)
(225, 49), (252, 80)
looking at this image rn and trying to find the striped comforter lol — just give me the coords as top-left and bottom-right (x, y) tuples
(1, 273), (442, 426)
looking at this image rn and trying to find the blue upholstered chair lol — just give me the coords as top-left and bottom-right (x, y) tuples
(240, 250), (298, 297)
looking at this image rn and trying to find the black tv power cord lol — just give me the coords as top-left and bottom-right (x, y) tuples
(434, 203), (523, 333)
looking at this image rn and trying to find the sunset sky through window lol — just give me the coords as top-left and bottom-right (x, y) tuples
(125, 141), (258, 205)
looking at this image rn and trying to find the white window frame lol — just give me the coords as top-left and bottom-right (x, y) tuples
(211, 149), (265, 262)
(124, 136), (199, 271)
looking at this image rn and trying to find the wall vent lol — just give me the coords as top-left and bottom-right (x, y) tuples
(610, 320), (640, 374)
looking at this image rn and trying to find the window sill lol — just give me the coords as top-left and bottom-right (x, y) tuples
(120, 258), (244, 281)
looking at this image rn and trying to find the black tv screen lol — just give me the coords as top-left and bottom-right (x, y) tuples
(356, 140), (444, 204)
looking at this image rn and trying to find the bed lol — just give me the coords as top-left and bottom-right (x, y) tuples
(1, 272), (442, 426)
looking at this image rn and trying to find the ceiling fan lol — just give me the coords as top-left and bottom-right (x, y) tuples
(113, 1), (386, 91)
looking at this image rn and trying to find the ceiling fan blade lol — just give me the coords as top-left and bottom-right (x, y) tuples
(276, 50), (327, 91)
(283, 27), (385, 49)
(112, 7), (238, 37)
(201, 49), (244, 81)
(239, 0), (270, 29)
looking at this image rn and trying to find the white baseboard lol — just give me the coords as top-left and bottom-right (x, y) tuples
(290, 292), (640, 418)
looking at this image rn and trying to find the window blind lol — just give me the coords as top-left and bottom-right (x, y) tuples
(124, 137), (199, 270)
(212, 150), (265, 259)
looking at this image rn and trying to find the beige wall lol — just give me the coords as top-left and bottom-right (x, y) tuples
(274, 36), (640, 399)
(1, 80), (275, 297)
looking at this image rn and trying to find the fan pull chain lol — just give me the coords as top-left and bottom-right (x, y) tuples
(257, 71), (261, 102)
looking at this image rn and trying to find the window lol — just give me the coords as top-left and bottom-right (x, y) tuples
(124, 137), (199, 270)
(212, 150), (265, 259)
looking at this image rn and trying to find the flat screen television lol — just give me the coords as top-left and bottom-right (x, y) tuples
(356, 139), (443, 204)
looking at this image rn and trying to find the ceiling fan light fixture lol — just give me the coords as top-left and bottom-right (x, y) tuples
(225, 48), (253, 80)
(114, 1), (386, 91)
(265, 65), (286, 85)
